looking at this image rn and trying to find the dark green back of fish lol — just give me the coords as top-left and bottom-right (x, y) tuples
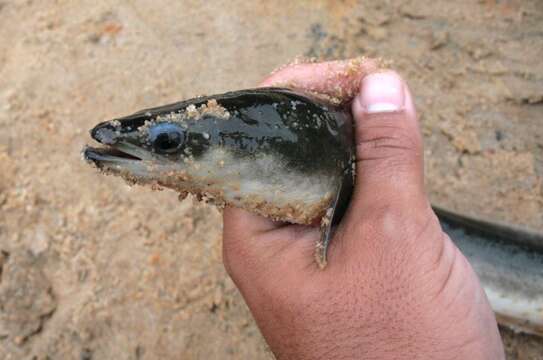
(104, 88), (353, 175)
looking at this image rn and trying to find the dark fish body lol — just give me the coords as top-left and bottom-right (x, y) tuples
(83, 87), (543, 336)
(105, 88), (353, 176)
(435, 207), (543, 335)
(85, 88), (353, 225)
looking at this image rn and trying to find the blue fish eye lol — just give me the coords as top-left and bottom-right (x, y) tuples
(148, 123), (185, 154)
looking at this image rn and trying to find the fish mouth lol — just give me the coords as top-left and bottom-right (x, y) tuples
(83, 145), (143, 166)
(83, 140), (161, 168)
(83, 121), (155, 167)
(82, 142), (163, 183)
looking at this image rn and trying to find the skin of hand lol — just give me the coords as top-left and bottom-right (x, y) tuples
(222, 59), (505, 360)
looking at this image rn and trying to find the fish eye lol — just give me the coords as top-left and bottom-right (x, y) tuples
(148, 123), (185, 154)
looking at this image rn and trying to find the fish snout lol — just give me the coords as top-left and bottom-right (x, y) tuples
(90, 121), (122, 145)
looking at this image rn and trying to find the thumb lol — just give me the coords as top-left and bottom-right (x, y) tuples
(350, 71), (426, 213)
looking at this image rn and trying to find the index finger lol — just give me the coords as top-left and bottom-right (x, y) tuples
(261, 57), (381, 104)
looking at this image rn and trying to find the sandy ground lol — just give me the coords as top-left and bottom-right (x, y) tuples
(0, 0), (542, 359)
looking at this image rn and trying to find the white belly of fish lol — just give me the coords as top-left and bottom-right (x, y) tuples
(122, 147), (338, 224)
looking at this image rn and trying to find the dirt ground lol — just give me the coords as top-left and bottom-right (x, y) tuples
(0, 0), (542, 359)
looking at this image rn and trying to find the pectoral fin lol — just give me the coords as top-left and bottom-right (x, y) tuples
(316, 165), (354, 268)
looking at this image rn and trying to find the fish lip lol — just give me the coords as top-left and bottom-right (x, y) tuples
(83, 140), (164, 166)
(86, 120), (159, 164)
(83, 145), (143, 167)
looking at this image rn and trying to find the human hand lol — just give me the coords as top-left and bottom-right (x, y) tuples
(222, 59), (504, 360)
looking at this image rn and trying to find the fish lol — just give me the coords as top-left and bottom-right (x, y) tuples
(434, 206), (543, 336)
(83, 87), (543, 336)
(83, 88), (355, 268)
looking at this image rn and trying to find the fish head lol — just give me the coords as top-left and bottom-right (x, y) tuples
(83, 106), (216, 187)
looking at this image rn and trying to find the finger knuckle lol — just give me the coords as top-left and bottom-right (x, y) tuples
(357, 130), (420, 160)
(356, 111), (421, 159)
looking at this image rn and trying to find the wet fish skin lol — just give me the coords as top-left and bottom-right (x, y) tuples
(90, 88), (353, 176)
(435, 206), (543, 336)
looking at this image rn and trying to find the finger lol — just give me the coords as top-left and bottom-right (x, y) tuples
(223, 206), (281, 238)
(349, 71), (426, 213)
(222, 206), (319, 287)
(222, 206), (283, 272)
(261, 58), (380, 103)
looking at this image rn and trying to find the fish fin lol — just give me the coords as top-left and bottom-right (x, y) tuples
(315, 165), (354, 269)
(316, 207), (334, 269)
